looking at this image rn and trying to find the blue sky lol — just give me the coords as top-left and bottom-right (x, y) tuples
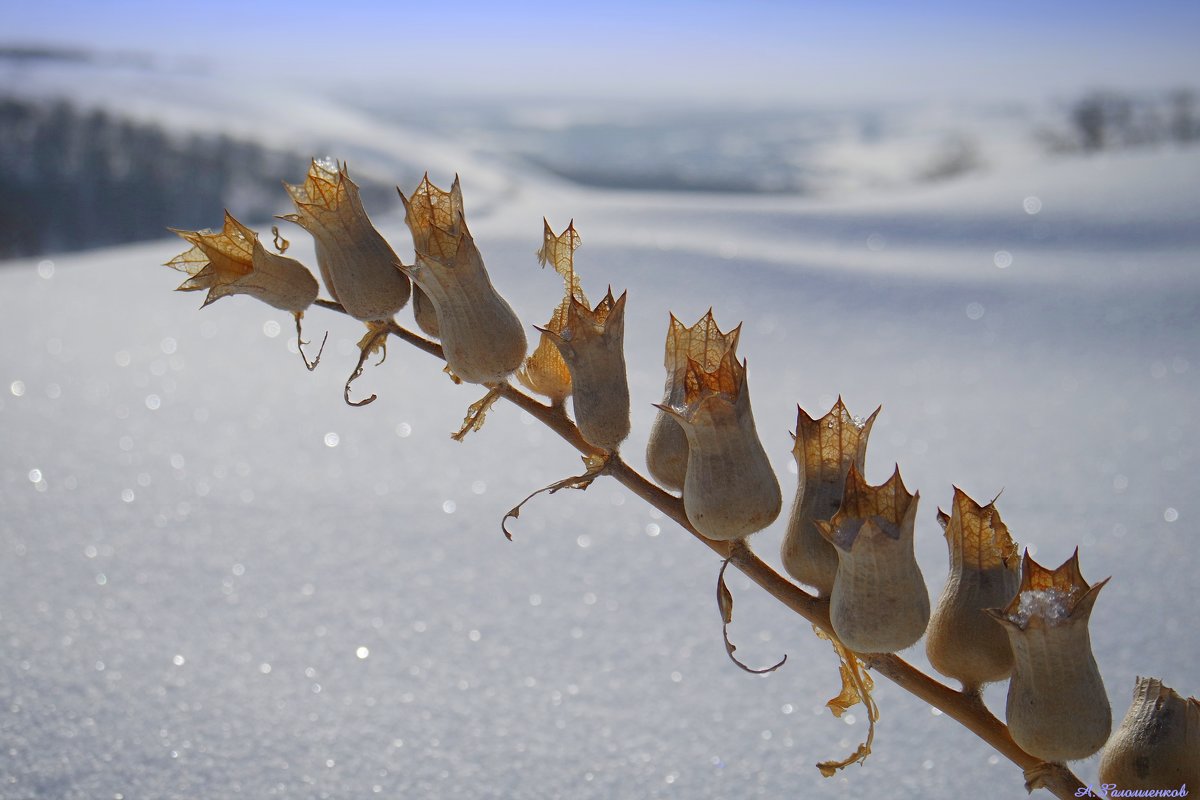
(4, 0), (1199, 102)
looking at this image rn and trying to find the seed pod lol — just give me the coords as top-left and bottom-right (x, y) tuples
(657, 351), (781, 541)
(1099, 677), (1199, 789)
(645, 310), (741, 491)
(166, 211), (318, 313)
(399, 175), (527, 385)
(817, 465), (929, 653)
(396, 173), (452, 339)
(517, 220), (585, 405)
(411, 285), (441, 338)
(924, 488), (1020, 692)
(780, 398), (878, 597)
(541, 289), (631, 451)
(282, 159), (411, 322)
(987, 549), (1111, 762)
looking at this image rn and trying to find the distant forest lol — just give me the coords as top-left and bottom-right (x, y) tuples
(0, 97), (394, 259)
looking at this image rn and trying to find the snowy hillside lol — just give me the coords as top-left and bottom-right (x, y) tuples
(2, 55), (1199, 800)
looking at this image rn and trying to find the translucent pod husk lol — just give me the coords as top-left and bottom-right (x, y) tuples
(542, 289), (631, 451)
(281, 159), (410, 322)
(817, 465), (929, 653)
(645, 310), (741, 491)
(924, 487), (1020, 692)
(987, 549), (1111, 762)
(411, 285), (441, 338)
(400, 175), (527, 385)
(167, 211), (318, 313)
(780, 398), (878, 597)
(1099, 677), (1200, 788)
(517, 220), (585, 405)
(659, 352), (781, 541)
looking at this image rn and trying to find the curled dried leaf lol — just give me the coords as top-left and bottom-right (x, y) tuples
(501, 454), (609, 541)
(271, 225), (289, 254)
(293, 311), (328, 372)
(451, 385), (503, 442)
(344, 321), (393, 407)
(813, 625), (878, 775)
(717, 560), (787, 675)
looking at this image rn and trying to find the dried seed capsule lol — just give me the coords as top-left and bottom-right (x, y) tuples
(542, 289), (631, 451)
(817, 465), (929, 653)
(780, 398), (878, 597)
(517, 220), (585, 405)
(1099, 677), (1199, 789)
(166, 211), (318, 313)
(399, 175), (527, 385)
(411, 285), (441, 339)
(924, 488), (1020, 692)
(646, 310), (741, 492)
(987, 550), (1111, 762)
(282, 159), (411, 322)
(657, 351), (781, 541)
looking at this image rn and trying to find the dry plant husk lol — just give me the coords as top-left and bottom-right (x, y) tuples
(1099, 676), (1200, 788)
(399, 175), (527, 386)
(817, 465), (929, 653)
(167, 211), (318, 313)
(780, 398), (878, 598)
(646, 310), (741, 491)
(925, 487), (1020, 692)
(540, 289), (631, 451)
(987, 549), (1111, 762)
(281, 159), (411, 322)
(517, 219), (585, 405)
(658, 351), (780, 541)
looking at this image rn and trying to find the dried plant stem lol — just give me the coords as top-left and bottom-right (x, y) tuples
(311, 301), (1086, 799)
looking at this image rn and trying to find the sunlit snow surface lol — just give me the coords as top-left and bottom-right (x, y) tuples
(2, 88), (1199, 798)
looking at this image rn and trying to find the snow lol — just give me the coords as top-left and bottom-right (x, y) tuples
(2, 70), (1199, 798)
(1012, 589), (1073, 627)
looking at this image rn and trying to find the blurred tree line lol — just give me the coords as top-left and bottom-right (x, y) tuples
(0, 97), (394, 259)
(1041, 88), (1200, 153)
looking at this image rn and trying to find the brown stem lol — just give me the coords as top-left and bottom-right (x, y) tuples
(313, 305), (1086, 800)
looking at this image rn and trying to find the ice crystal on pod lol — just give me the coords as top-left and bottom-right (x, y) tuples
(1013, 588), (1070, 626)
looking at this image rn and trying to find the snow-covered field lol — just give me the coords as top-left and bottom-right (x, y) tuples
(1, 66), (1199, 799)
